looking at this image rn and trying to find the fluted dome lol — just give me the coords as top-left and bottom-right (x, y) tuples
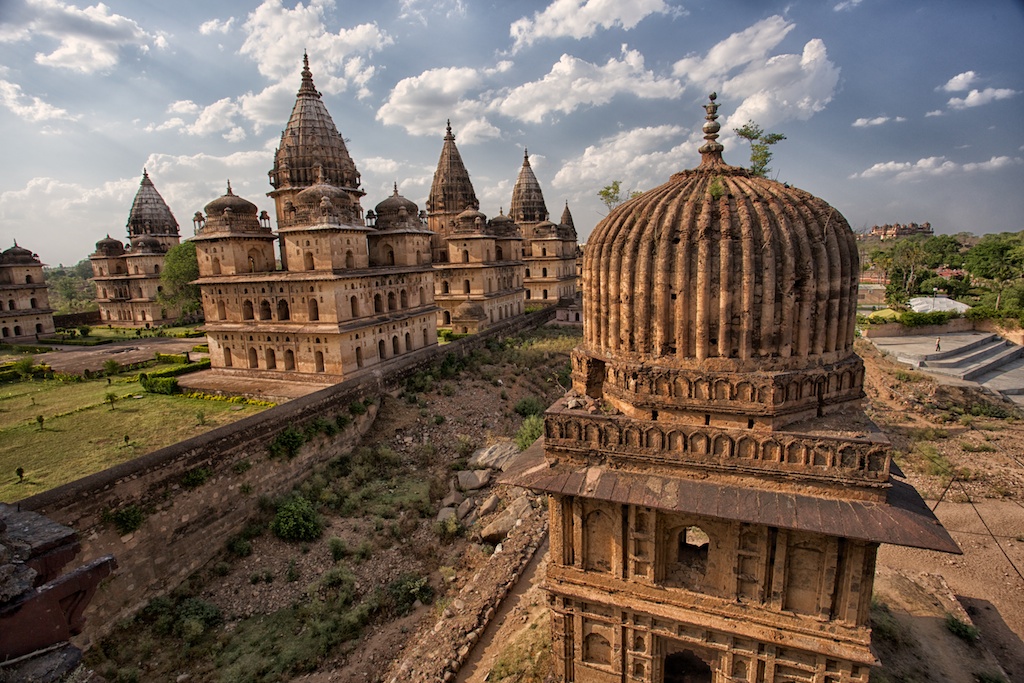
(576, 94), (862, 426)
(373, 184), (420, 231)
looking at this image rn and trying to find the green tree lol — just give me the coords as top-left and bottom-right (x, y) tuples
(597, 180), (642, 213)
(921, 234), (965, 269)
(733, 121), (787, 178)
(45, 260), (98, 315)
(13, 356), (34, 380)
(36, 414), (44, 431)
(105, 391), (118, 410)
(158, 240), (201, 316)
(15, 467), (24, 483)
(963, 232), (1024, 310)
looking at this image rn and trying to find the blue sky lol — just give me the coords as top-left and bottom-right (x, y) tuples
(0, 0), (1022, 266)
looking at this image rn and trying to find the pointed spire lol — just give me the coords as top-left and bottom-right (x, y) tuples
(393, 181), (399, 195)
(127, 169), (179, 238)
(298, 50), (318, 97)
(560, 200), (575, 230)
(698, 92), (725, 166)
(226, 180), (233, 195)
(427, 120), (478, 221)
(510, 147), (548, 224)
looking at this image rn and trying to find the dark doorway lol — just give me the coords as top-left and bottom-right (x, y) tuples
(663, 649), (712, 683)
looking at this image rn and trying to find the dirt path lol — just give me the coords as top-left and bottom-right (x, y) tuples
(457, 537), (549, 683)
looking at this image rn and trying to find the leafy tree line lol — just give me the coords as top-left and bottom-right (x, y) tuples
(44, 260), (97, 315)
(867, 231), (1024, 317)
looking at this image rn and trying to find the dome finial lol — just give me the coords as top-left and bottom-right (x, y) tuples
(393, 181), (399, 196)
(226, 179), (233, 195)
(698, 92), (725, 166)
(299, 51), (318, 96)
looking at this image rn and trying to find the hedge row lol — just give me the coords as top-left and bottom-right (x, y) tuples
(144, 358), (211, 379)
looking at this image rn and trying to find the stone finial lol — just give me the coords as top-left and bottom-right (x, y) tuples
(393, 181), (399, 195)
(699, 92), (725, 165)
(298, 51), (318, 96)
(226, 180), (234, 195)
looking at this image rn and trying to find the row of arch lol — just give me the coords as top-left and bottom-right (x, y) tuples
(0, 274), (36, 284)
(1, 298), (41, 311)
(545, 416), (888, 476)
(221, 328), (431, 372)
(1, 323), (44, 337)
(225, 286), (430, 323)
(597, 364), (863, 407)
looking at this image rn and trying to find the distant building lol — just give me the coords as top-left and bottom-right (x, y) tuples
(90, 171), (182, 326)
(193, 56), (437, 382)
(509, 151), (579, 305)
(0, 243), (54, 341)
(427, 122), (526, 334)
(866, 222), (933, 240)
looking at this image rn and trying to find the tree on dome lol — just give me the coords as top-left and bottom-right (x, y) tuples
(597, 180), (642, 213)
(733, 121), (786, 178)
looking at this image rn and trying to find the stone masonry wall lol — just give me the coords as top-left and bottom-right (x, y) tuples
(16, 307), (556, 645)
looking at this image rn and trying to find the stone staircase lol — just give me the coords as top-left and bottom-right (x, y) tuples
(870, 332), (1024, 404)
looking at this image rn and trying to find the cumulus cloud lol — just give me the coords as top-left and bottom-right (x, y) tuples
(941, 71), (977, 92)
(0, 78), (78, 122)
(493, 46), (683, 123)
(238, 0), (392, 98)
(167, 100), (200, 115)
(925, 109), (943, 117)
(0, 0), (164, 74)
(673, 16), (839, 128)
(199, 17), (235, 35)
(552, 124), (696, 192)
(377, 65), (499, 142)
(852, 115), (905, 127)
(947, 87), (1018, 109)
(851, 155), (1022, 181)
(509, 0), (677, 53)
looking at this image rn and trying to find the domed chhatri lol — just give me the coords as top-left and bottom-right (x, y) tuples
(200, 181), (265, 234)
(509, 94), (957, 683)
(577, 94), (861, 428)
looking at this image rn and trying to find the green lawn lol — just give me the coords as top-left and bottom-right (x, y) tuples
(0, 375), (268, 503)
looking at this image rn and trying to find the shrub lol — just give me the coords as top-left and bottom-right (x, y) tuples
(945, 613), (979, 642)
(349, 400), (367, 415)
(516, 414), (545, 451)
(271, 496), (323, 542)
(435, 514), (462, 543)
(174, 598), (222, 644)
(181, 467), (212, 489)
(140, 376), (179, 394)
(514, 396), (545, 417)
(899, 310), (959, 327)
(226, 536), (252, 558)
(106, 505), (145, 535)
(382, 573), (434, 616)
(329, 537), (348, 561)
(268, 426), (305, 459)
(103, 359), (121, 376)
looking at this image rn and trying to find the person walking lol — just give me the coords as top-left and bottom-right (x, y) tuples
(935, 337), (941, 352)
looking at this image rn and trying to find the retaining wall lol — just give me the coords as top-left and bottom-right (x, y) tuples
(17, 307), (557, 644)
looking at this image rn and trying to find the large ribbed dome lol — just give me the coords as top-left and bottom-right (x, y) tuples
(576, 94), (862, 426)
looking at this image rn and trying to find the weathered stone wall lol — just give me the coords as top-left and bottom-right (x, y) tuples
(860, 317), (974, 338)
(17, 306), (557, 645)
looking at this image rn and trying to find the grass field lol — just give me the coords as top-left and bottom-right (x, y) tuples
(0, 372), (269, 503)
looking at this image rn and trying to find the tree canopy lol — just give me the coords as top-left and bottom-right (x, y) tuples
(962, 232), (1024, 310)
(733, 121), (786, 178)
(158, 240), (202, 316)
(597, 180), (642, 213)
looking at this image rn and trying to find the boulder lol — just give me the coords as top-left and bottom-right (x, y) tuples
(480, 496), (532, 544)
(441, 490), (464, 508)
(436, 507), (457, 524)
(456, 498), (475, 521)
(456, 469), (491, 492)
(468, 442), (520, 471)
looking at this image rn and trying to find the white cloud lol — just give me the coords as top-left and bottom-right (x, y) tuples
(552, 124), (695, 192)
(399, 0), (466, 25)
(494, 46), (682, 124)
(852, 115), (905, 127)
(167, 100), (200, 115)
(510, 0), (676, 53)
(199, 17), (235, 35)
(673, 16), (839, 128)
(941, 71), (977, 92)
(377, 66), (498, 141)
(0, 0), (163, 74)
(238, 0), (392, 96)
(925, 109), (943, 117)
(144, 117), (185, 133)
(223, 126), (247, 143)
(947, 87), (1018, 109)
(833, 0), (863, 10)
(852, 155), (1022, 181)
(0, 78), (78, 122)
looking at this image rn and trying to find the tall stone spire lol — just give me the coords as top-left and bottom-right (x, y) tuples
(509, 149), (548, 224)
(559, 200), (575, 230)
(698, 91), (725, 167)
(126, 170), (178, 238)
(269, 54), (362, 197)
(426, 120), (478, 239)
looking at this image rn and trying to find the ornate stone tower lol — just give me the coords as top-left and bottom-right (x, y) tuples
(507, 95), (959, 683)
(509, 150), (578, 305)
(0, 243), (54, 341)
(195, 56), (437, 381)
(91, 171), (181, 325)
(426, 121), (480, 262)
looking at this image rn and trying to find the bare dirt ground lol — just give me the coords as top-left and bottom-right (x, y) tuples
(31, 336), (202, 374)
